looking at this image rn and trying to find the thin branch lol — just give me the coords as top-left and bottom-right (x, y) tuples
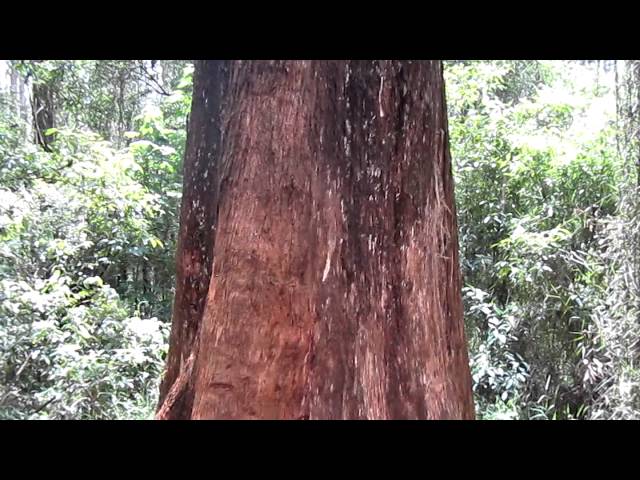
(137, 61), (171, 97)
(32, 396), (57, 415)
(15, 355), (30, 379)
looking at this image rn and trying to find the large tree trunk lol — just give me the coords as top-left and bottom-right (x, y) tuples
(158, 60), (474, 420)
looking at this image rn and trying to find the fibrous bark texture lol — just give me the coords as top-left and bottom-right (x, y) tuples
(159, 60), (475, 420)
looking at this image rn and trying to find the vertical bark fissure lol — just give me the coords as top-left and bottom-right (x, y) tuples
(386, 60), (410, 417)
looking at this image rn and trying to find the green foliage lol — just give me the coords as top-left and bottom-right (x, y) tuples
(0, 61), (193, 419)
(0, 280), (168, 419)
(12, 60), (190, 146)
(446, 60), (623, 419)
(585, 187), (640, 419)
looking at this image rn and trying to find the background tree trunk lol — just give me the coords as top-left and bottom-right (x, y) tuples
(32, 81), (56, 151)
(9, 66), (19, 116)
(160, 60), (475, 420)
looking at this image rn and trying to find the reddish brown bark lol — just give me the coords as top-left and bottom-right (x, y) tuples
(157, 61), (229, 419)
(160, 60), (474, 420)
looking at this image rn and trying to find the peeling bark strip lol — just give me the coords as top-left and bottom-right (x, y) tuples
(162, 60), (475, 420)
(155, 335), (198, 420)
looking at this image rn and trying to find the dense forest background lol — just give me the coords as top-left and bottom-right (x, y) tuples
(0, 60), (638, 419)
